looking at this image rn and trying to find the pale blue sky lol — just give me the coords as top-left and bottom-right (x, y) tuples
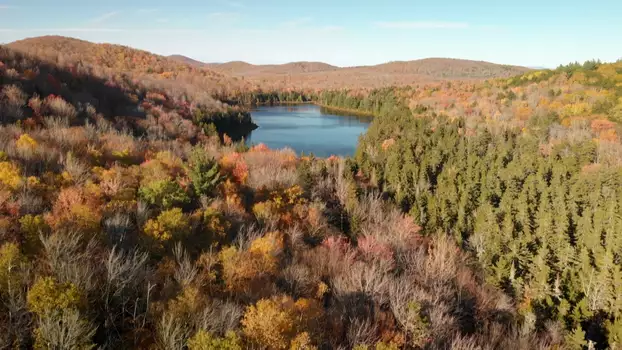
(0, 0), (620, 67)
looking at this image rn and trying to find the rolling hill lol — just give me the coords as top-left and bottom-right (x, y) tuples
(4, 36), (256, 137)
(206, 61), (339, 75)
(7, 36), (251, 102)
(167, 54), (209, 67)
(171, 54), (530, 90)
(7, 36), (531, 99)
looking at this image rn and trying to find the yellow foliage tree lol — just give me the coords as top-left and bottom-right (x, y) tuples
(16, 133), (38, 151)
(0, 161), (22, 190)
(187, 330), (242, 350)
(290, 332), (317, 350)
(242, 295), (324, 350)
(166, 286), (203, 321)
(219, 231), (283, 295)
(27, 276), (83, 316)
(143, 208), (190, 246)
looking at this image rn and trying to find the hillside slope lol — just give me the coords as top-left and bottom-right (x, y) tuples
(167, 54), (209, 67)
(367, 58), (528, 78)
(326, 59), (622, 349)
(2, 38), (256, 139)
(8, 36), (251, 103)
(403, 59), (622, 130)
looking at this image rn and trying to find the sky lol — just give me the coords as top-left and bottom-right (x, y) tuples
(0, 0), (620, 68)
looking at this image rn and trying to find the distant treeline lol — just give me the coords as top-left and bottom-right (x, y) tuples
(229, 88), (411, 118)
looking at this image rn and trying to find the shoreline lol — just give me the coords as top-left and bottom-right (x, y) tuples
(313, 103), (376, 118)
(251, 101), (376, 117)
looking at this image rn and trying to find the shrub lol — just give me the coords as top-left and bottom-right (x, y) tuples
(203, 207), (231, 240)
(0, 243), (27, 294)
(43, 95), (77, 121)
(290, 332), (317, 350)
(219, 231), (283, 296)
(155, 151), (185, 177)
(156, 312), (188, 350)
(46, 187), (102, 233)
(16, 134), (38, 151)
(33, 309), (96, 350)
(220, 152), (248, 184)
(0, 161), (22, 190)
(401, 301), (430, 347)
(252, 201), (279, 225)
(138, 179), (190, 209)
(252, 185), (307, 226)
(62, 152), (90, 185)
(143, 208), (190, 244)
(102, 132), (139, 163)
(0, 84), (26, 121)
(246, 148), (298, 191)
(28, 95), (42, 117)
(357, 235), (394, 263)
(166, 286), (204, 322)
(1, 85), (27, 107)
(196, 299), (243, 335)
(353, 342), (399, 350)
(27, 276), (83, 316)
(96, 165), (139, 199)
(187, 330), (242, 350)
(19, 214), (49, 253)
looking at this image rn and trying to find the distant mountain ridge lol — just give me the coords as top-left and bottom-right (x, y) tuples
(167, 54), (210, 67)
(6, 36), (531, 92)
(169, 55), (339, 75)
(169, 54), (531, 89)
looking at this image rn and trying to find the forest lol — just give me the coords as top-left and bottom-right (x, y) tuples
(1, 36), (622, 349)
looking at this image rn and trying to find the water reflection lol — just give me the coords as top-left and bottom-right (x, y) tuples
(246, 104), (371, 157)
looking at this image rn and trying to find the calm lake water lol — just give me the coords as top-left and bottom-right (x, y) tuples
(247, 104), (372, 157)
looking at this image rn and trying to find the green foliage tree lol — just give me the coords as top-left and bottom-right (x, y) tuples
(187, 150), (223, 198)
(138, 179), (191, 209)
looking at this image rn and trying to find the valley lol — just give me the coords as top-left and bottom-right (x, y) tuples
(0, 32), (621, 350)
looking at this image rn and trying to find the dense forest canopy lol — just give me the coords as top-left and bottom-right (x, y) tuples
(1, 35), (622, 349)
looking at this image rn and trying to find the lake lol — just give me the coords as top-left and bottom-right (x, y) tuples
(247, 104), (372, 157)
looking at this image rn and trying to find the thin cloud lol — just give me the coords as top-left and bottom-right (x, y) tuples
(137, 8), (159, 14)
(281, 17), (313, 28)
(238, 24), (343, 36)
(224, 1), (245, 8)
(374, 21), (469, 29)
(0, 28), (124, 33)
(156, 18), (169, 23)
(207, 12), (240, 20)
(89, 12), (119, 24)
(0, 28), (200, 34)
(315, 25), (343, 33)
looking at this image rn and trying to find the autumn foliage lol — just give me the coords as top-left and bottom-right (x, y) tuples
(3, 35), (621, 349)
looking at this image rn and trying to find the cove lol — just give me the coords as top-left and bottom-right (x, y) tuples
(246, 104), (372, 157)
